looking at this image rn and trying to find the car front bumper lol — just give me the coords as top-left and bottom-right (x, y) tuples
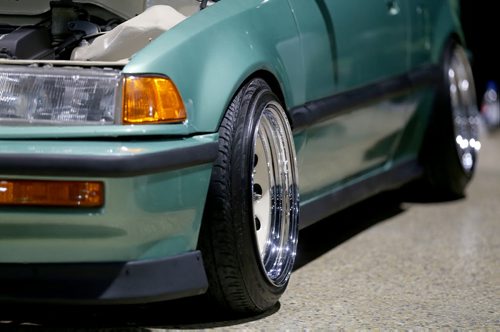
(0, 133), (217, 302)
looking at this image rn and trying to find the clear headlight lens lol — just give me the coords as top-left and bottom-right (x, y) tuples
(0, 65), (121, 125)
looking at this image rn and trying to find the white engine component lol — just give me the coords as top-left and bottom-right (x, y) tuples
(71, 5), (186, 61)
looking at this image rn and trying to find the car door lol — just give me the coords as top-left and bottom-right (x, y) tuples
(287, 0), (412, 202)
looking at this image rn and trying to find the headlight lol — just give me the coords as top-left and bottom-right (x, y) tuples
(0, 66), (187, 126)
(0, 65), (121, 125)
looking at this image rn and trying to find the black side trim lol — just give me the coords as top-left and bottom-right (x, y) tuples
(299, 159), (423, 229)
(290, 65), (440, 130)
(0, 141), (218, 177)
(0, 251), (208, 304)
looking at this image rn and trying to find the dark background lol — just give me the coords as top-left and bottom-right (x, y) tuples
(461, 1), (500, 99)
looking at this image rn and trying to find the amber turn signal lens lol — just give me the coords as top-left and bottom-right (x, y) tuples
(0, 180), (104, 208)
(122, 76), (187, 124)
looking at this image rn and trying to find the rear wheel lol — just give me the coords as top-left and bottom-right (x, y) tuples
(420, 42), (480, 198)
(199, 78), (299, 314)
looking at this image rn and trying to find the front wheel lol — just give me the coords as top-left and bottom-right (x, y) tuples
(199, 78), (299, 314)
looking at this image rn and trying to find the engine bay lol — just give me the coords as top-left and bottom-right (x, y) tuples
(0, 0), (205, 61)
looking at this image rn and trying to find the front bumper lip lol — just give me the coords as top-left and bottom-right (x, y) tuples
(0, 251), (208, 304)
(0, 141), (218, 177)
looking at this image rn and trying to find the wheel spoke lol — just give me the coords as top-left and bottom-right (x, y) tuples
(252, 126), (273, 256)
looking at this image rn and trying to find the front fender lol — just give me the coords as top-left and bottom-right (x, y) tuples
(124, 0), (303, 133)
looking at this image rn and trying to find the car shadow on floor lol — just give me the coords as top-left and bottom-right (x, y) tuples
(0, 190), (443, 331)
(293, 190), (405, 271)
(0, 299), (280, 331)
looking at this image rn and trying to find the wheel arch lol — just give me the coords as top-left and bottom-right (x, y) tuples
(247, 70), (286, 109)
(429, 1), (466, 64)
(218, 69), (289, 129)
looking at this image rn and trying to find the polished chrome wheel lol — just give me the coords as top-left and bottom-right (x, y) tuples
(251, 100), (299, 287)
(448, 46), (480, 174)
(200, 78), (299, 313)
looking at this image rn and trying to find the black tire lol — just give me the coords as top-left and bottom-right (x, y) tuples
(199, 78), (299, 314)
(420, 41), (480, 198)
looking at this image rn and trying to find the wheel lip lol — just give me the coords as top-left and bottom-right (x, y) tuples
(448, 45), (480, 175)
(251, 99), (299, 287)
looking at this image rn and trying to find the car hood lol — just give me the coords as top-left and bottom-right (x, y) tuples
(0, 0), (147, 20)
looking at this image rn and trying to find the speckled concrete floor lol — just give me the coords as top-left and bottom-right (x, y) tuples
(0, 132), (499, 330)
(219, 130), (500, 330)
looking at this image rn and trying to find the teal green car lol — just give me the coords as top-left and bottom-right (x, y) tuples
(0, 0), (479, 313)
